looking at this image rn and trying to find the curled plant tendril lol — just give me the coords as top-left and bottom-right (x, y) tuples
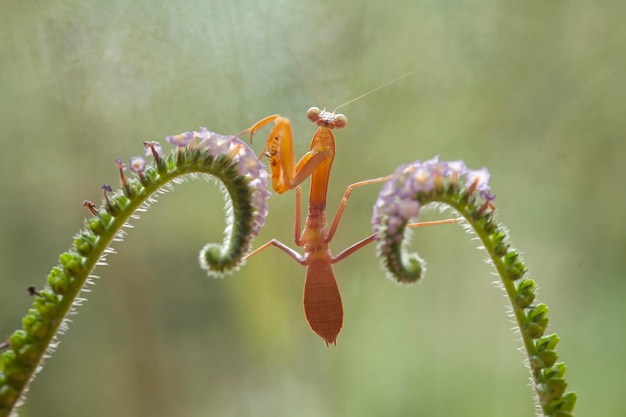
(0, 138), (577, 417)
(372, 157), (576, 417)
(0, 129), (269, 416)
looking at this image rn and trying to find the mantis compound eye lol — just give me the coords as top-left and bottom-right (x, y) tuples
(333, 114), (347, 129)
(306, 107), (322, 123)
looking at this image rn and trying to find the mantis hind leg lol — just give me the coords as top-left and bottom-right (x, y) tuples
(328, 177), (461, 263)
(331, 218), (461, 264)
(244, 187), (306, 264)
(243, 238), (306, 265)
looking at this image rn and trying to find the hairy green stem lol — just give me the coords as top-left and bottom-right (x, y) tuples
(0, 131), (269, 416)
(373, 158), (576, 416)
(0, 138), (576, 417)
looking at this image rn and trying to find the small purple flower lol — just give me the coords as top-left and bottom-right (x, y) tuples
(480, 189), (496, 203)
(373, 183), (396, 219)
(129, 156), (146, 174)
(194, 127), (211, 146)
(143, 141), (163, 157)
(430, 161), (449, 177)
(115, 158), (129, 187)
(447, 160), (467, 176)
(397, 200), (421, 220)
(243, 164), (270, 236)
(115, 158), (126, 171)
(392, 162), (410, 177)
(102, 184), (113, 205)
(225, 143), (244, 162)
(466, 167), (490, 191)
(447, 160), (467, 184)
(208, 132), (234, 156)
(229, 139), (265, 179)
(422, 155), (440, 168)
(478, 189), (496, 213)
(387, 215), (404, 236)
(410, 165), (435, 193)
(166, 131), (194, 148)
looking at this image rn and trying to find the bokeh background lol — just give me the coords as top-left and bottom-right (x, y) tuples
(1, 0), (624, 416)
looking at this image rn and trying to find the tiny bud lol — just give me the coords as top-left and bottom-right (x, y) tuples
(102, 184), (113, 208)
(27, 286), (40, 297)
(115, 158), (126, 171)
(82, 200), (98, 216)
(115, 158), (128, 188)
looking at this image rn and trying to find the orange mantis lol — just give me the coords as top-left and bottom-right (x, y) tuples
(243, 79), (458, 346)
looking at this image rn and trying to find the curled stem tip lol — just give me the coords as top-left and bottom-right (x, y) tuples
(0, 128), (269, 416)
(372, 156), (576, 416)
(0, 141), (575, 416)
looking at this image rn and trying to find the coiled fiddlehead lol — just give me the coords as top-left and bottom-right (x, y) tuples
(372, 157), (577, 417)
(0, 128), (269, 416)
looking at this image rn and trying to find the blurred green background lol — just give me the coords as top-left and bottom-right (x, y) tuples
(1, 0), (624, 416)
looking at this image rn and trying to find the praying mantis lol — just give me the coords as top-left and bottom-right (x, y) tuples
(243, 78), (458, 346)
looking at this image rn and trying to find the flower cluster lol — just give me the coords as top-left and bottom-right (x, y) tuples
(192, 128), (270, 238)
(152, 128), (270, 276)
(127, 129), (270, 240)
(372, 157), (494, 283)
(0, 126), (577, 417)
(0, 127), (272, 416)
